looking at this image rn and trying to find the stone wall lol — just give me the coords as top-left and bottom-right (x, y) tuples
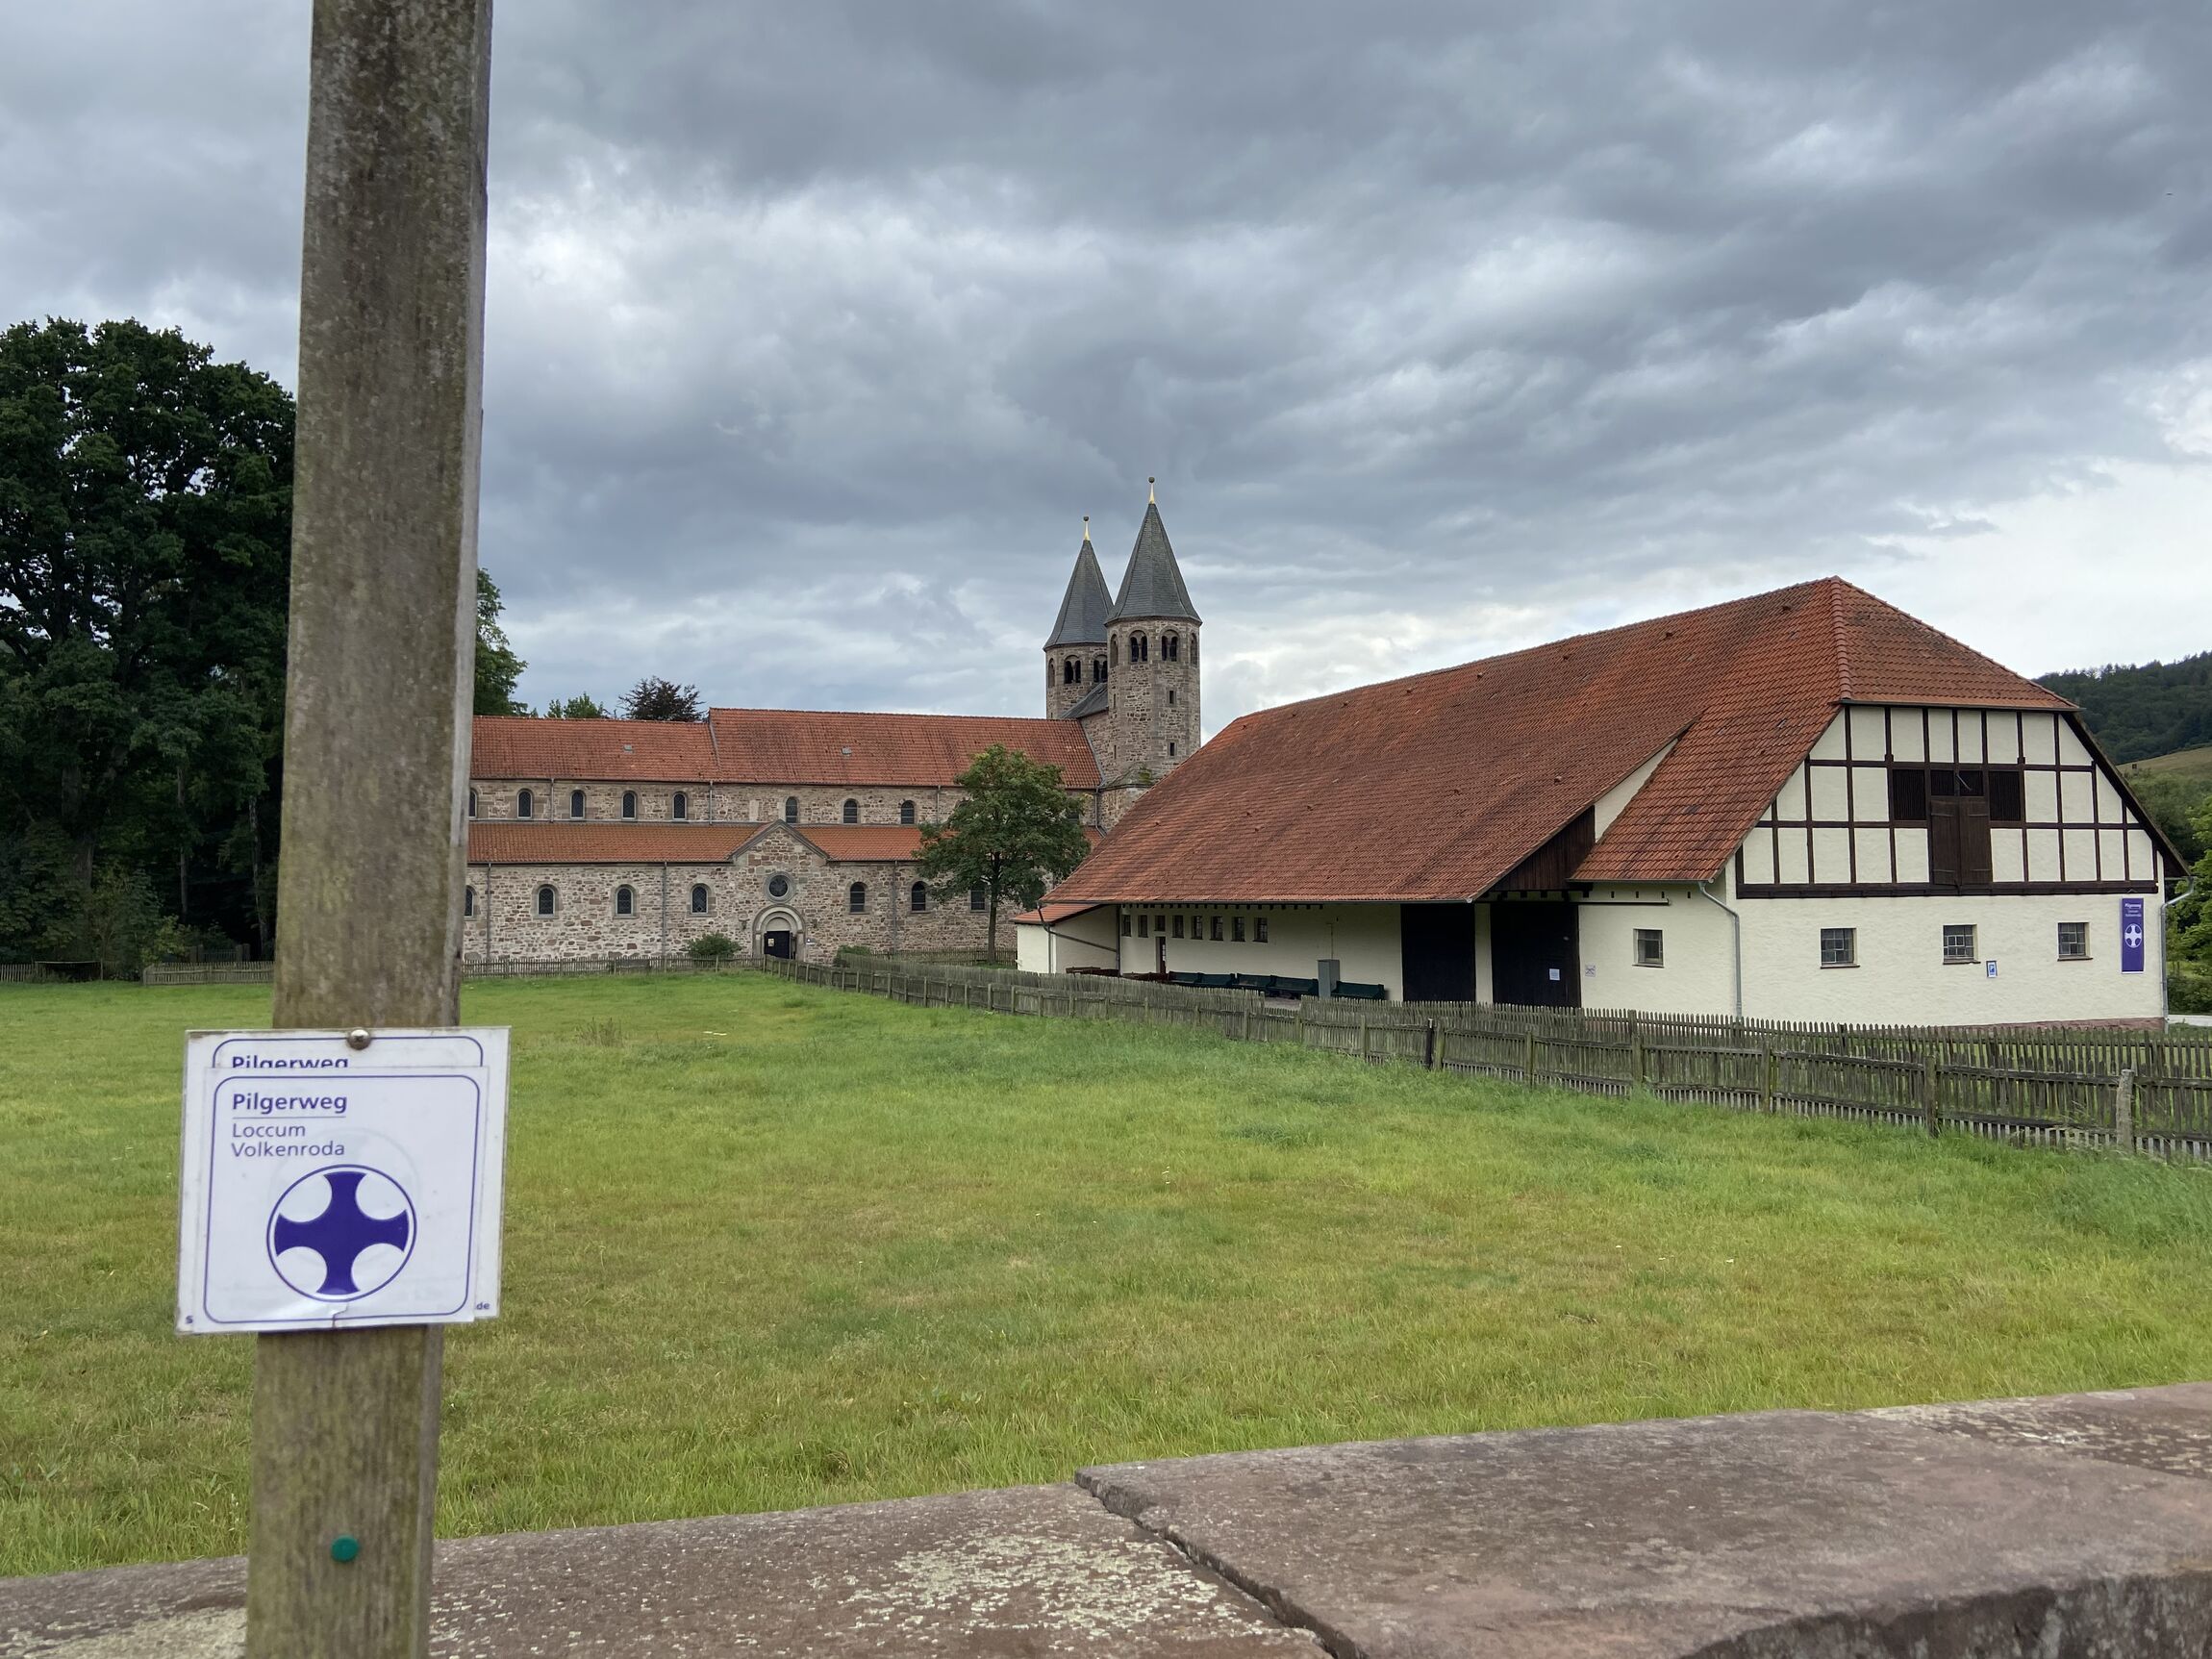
(1097, 620), (1198, 784)
(469, 777), (1111, 829)
(465, 825), (1016, 966)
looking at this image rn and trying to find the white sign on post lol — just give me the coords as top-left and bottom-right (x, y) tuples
(178, 1028), (508, 1334)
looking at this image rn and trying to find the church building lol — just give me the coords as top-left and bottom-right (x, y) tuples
(1027, 578), (2185, 1027)
(461, 492), (1202, 966)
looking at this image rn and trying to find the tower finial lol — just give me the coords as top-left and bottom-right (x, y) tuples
(1082, 514), (1090, 541)
(1148, 475), (1156, 504)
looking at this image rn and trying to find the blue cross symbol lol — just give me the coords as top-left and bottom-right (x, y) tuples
(269, 1168), (413, 1299)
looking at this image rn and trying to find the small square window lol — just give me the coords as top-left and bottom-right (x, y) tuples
(1254, 916), (1269, 943)
(1942, 923), (1976, 965)
(2058, 920), (2088, 960)
(1633, 928), (1664, 968)
(1820, 926), (1855, 968)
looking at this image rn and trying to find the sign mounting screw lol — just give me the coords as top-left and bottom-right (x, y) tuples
(345, 1028), (371, 1050)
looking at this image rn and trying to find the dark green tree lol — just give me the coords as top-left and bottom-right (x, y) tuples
(2040, 654), (2212, 765)
(473, 568), (528, 715)
(620, 676), (703, 721)
(915, 744), (1091, 964)
(0, 317), (293, 963)
(545, 692), (609, 718)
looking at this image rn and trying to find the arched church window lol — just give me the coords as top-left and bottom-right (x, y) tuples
(464, 886), (475, 917)
(1093, 657), (1106, 683)
(784, 796), (798, 823)
(672, 792), (688, 820)
(467, 789), (477, 817)
(842, 798), (860, 824)
(569, 789), (585, 818)
(516, 788), (534, 818)
(690, 884), (710, 914)
(1063, 657), (1079, 685)
(899, 800), (916, 825)
(615, 885), (635, 917)
(621, 790), (638, 819)
(1164, 632), (1178, 662)
(910, 881), (929, 913)
(1131, 633), (1148, 663)
(848, 882), (867, 914)
(536, 884), (556, 917)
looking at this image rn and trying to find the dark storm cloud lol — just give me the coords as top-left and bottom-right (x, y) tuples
(6, 2), (2208, 724)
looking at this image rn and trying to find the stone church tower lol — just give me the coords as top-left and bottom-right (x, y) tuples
(1045, 484), (1200, 789)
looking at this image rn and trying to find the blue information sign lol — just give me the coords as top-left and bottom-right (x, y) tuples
(2120, 897), (2147, 974)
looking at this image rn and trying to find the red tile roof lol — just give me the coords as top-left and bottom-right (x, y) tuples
(1051, 578), (2074, 903)
(786, 825), (929, 862)
(470, 709), (1101, 791)
(471, 717), (715, 782)
(466, 822), (757, 865)
(706, 709), (1100, 789)
(1012, 902), (1105, 925)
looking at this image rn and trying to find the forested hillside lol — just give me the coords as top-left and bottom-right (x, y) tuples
(2041, 652), (2212, 764)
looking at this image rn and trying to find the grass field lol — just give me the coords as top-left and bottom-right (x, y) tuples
(5, 974), (2212, 1577)
(2126, 744), (2212, 785)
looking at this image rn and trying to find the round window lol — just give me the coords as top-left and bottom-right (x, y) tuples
(766, 872), (792, 899)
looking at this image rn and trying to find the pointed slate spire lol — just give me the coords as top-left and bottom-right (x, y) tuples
(1044, 518), (1113, 647)
(1108, 488), (1200, 624)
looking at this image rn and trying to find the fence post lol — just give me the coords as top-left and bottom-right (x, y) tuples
(1358, 1016), (1370, 1063)
(1244, 1006), (1253, 1043)
(1424, 1019), (1437, 1070)
(1923, 1056), (1942, 1139)
(1523, 1031), (1538, 1085)
(1761, 1041), (1776, 1114)
(1630, 1025), (1646, 1091)
(2114, 1068), (2135, 1153)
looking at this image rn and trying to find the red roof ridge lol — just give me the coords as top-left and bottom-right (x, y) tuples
(705, 704), (1071, 726)
(1825, 575), (1853, 703)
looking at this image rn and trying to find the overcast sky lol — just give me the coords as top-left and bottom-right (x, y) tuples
(6, 2), (2208, 733)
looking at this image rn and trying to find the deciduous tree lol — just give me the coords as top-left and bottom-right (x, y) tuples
(621, 676), (703, 721)
(916, 744), (1090, 964)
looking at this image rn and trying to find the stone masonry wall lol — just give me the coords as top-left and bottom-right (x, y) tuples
(465, 834), (1016, 966)
(1099, 621), (1198, 785)
(470, 778), (1107, 829)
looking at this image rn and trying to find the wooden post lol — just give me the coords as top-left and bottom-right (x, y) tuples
(1630, 1026), (1646, 1092)
(1424, 1018), (1437, 1069)
(2114, 1068), (2135, 1153)
(1523, 1031), (1538, 1084)
(1761, 1041), (1777, 1114)
(251, 5), (491, 1656)
(1923, 1056), (1942, 1139)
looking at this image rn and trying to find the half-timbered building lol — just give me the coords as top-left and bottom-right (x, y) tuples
(1028, 579), (2183, 1025)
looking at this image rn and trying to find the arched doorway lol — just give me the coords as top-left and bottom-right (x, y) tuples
(757, 909), (802, 960)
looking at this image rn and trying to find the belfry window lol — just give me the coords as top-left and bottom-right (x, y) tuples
(1164, 632), (1178, 662)
(1093, 657), (1107, 683)
(1130, 632), (1149, 663)
(1063, 657), (1080, 685)
(842, 798), (860, 824)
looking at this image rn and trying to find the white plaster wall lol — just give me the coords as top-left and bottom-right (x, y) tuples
(1574, 885), (1740, 1017)
(1593, 742), (1675, 837)
(1738, 890), (2166, 1024)
(1115, 903), (1407, 996)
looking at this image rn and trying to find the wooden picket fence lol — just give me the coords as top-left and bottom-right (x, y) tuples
(761, 956), (2212, 1160)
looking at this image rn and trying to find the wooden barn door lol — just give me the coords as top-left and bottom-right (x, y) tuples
(1491, 901), (1581, 1008)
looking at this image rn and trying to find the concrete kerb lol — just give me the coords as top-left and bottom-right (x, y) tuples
(9, 1385), (2212, 1658)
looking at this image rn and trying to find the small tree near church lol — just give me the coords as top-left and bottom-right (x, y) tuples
(917, 744), (1090, 964)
